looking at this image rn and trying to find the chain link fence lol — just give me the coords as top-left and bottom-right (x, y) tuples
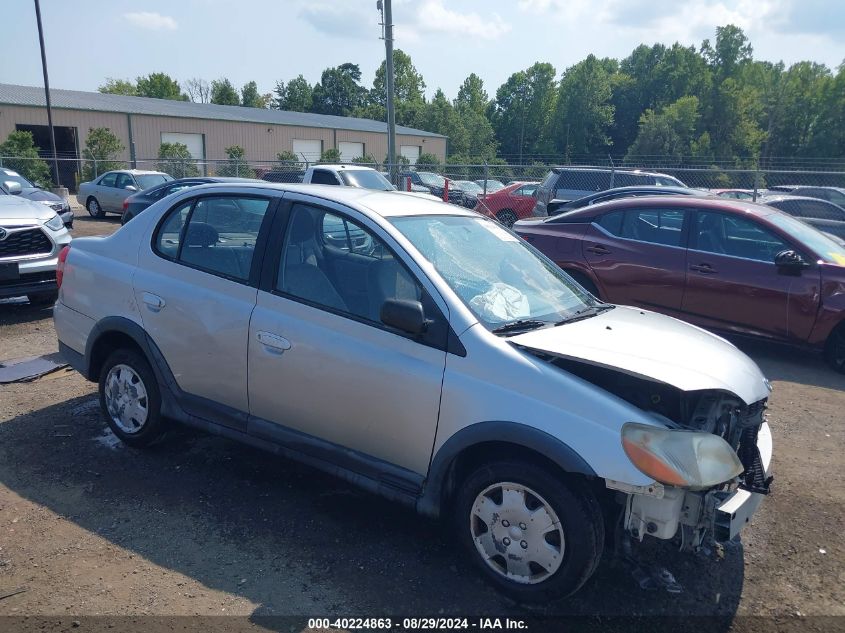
(2, 154), (845, 204)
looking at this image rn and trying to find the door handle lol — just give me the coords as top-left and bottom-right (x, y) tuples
(141, 292), (166, 310)
(256, 331), (291, 353)
(586, 245), (611, 255)
(689, 263), (717, 274)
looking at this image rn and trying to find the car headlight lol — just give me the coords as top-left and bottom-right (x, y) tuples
(621, 422), (744, 490)
(39, 200), (64, 213)
(44, 214), (65, 231)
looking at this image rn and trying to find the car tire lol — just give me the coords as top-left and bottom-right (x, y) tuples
(86, 197), (105, 218)
(98, 348), (167, 448)
(496, 209), (519, 228)
(824, 324), (845, 373)
(454, 460), (604, 603)
(27, 290), (58, 306)
(564, 270), (601, 299)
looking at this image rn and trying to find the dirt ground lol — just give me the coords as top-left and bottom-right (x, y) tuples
(1, 210), (844, 629)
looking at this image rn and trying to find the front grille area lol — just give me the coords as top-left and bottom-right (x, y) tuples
(0, 228), (52, 258)
(0, 270), (55, 289)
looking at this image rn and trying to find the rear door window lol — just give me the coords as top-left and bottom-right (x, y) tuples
(621, 208), (686, 246)
(311, 170), (340, 185)
(596, 211), (624, 236)
(154, 195), (272, 281)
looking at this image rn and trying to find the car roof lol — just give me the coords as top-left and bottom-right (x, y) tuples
(311, 164), (376, 171)
(549, 166), (678, 178)
(105, 169), (169, 176)
(792, 185), (845, 192)
(759, 194), (838, 205)
(558, 195), (778, 218)
(183, 182), (477, 218)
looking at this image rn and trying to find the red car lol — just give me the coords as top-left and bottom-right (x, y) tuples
(475, 181), (539, 227)
(513, 196), (845, 371)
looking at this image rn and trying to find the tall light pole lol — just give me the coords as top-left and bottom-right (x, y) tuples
(378, 0), (397, 184)
(33, 0), (60, 187)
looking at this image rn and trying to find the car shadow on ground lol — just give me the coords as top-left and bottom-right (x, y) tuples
(731, 337), (845, 391)
(0, 394), (745, 625)
(0, 299), (55, 327)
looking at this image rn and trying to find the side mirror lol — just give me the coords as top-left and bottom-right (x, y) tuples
(124, 185), (138, 192)
(774, 249), (808, 274)
(380, 299), (428, 335)
(4, 181), (22, 195)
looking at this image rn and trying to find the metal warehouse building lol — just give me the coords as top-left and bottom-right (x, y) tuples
(0, 83), (447, 190)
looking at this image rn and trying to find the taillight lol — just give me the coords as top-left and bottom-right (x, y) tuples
(122, 199), (129, 212)
(57, 245), (70, 289)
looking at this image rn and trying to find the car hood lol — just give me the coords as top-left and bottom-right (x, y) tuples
(395, 191), (441, 201)
(509, 305), (771, 405)
(0, 195), (56, 221)
(22, 188), (63, 203)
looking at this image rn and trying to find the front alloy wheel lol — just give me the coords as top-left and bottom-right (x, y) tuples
(86, 197), (104, 218)
(496, 210), (519, 228)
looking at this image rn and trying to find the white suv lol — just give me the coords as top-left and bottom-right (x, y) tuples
(0, 195), (71, 304)
(54, 183), (773, 601)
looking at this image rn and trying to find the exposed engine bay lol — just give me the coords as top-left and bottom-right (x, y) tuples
(522, 349), (774, 558)
(528, 352), (773, 496)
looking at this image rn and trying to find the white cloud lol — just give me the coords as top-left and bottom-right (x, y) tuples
(414, 0), (511, 40)
(123, 12), (178, 31)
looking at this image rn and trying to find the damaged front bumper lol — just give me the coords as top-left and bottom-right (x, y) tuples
(612, 421), (772, 550)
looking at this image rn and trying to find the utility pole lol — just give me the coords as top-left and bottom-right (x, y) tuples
(378, 0), (397, 184)
(33, 0), (60, 187)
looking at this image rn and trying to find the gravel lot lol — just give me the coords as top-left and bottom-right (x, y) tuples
(1, 211), (844, 628)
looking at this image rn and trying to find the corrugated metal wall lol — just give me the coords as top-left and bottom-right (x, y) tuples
(0, 105), (447, 163)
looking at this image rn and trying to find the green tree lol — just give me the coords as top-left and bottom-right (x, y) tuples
(81, 127), (125, 180)
(311, 63), (366, 116)
(98, 78), (137, 96)
(419, 89), (468, 157)
(552, 55), (616, 158)
(454, 74), (497, 160)
(0, 131), (52, 187)
(217, 145), (254, 177)
(276, 150), (298, 162)
(210, 78), (241, 106)
(489, 62), (557, 161)
(370, 50), (426, 107)
(273, 75), (313, 111)
(241, 81), (270, 108)
(135, 73), (188, 100)
(157, 142), (200, 178)
(320, 148), (342, 162)
(352, 154), (378, 165)
(415, 153), (441, 170)
(625, 96), (705, 164)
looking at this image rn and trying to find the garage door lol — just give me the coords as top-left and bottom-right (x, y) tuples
(338, 142), (364, 163)
(161, 132), (204, 160)
(400, 145), (420, 164)
(292, 139), (323, 163)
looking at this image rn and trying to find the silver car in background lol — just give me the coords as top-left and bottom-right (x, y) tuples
(76, 169), (171, 218)
(54, 184), (773, 601)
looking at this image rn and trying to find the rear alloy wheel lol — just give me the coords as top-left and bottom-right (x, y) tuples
(86, 197), (105, 218)
(496, 209), (519, 228)
(98, 349), (166, 447)
(455, 461), (603, 602)
(825, 325), (845, 373)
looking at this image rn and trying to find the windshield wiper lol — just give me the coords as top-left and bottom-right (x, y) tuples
(491, 319), (549, 335)
(554, 304), (614, 326)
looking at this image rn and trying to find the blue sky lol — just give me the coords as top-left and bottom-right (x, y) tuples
(3, 0), (844, 101)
